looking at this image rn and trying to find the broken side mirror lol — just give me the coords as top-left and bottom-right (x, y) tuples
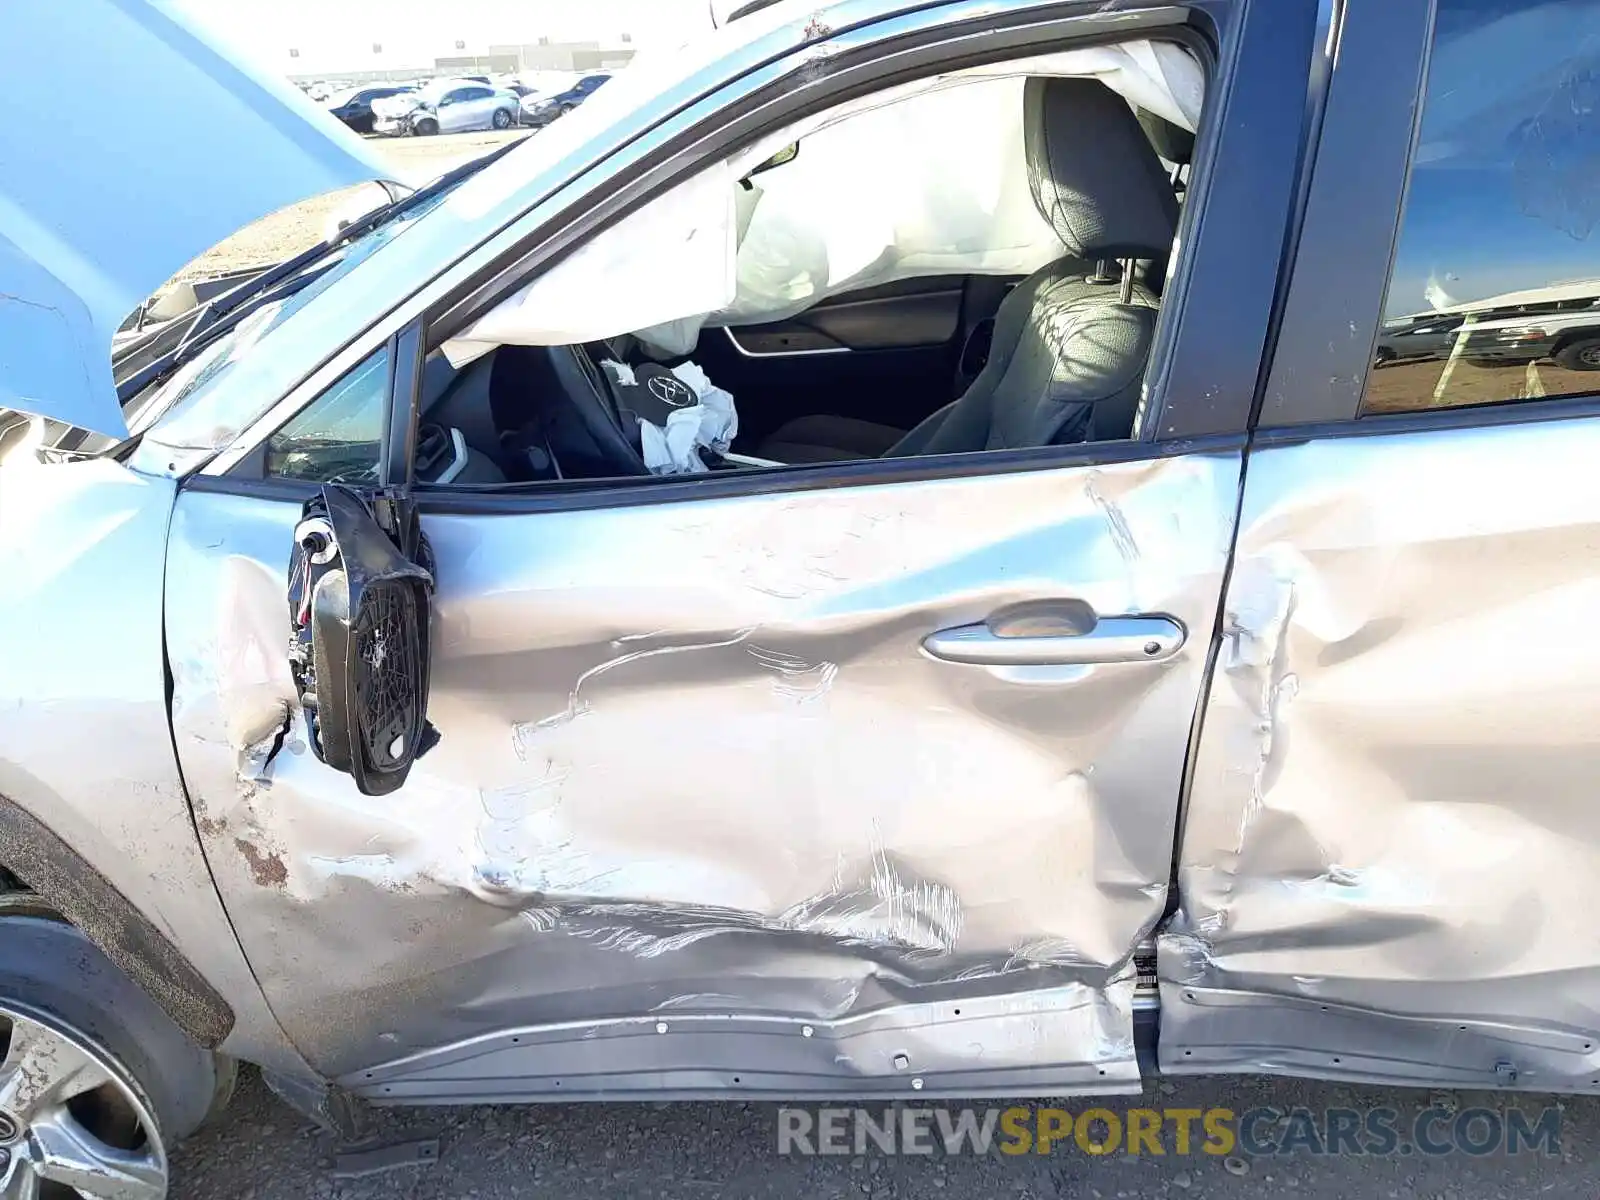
(288, 485), (438, 796)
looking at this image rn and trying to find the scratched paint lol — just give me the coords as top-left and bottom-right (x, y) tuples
(165, 452), (1239, 1092)
(1162, 418), (1600, 1091)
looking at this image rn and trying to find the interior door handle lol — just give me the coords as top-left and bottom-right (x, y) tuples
(921, 615), (1186, 666)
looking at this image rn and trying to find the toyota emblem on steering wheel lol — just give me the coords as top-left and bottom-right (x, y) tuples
(648, 375), (697, 407)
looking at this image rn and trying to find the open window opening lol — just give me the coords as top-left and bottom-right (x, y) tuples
(250, 36), (1207, 489)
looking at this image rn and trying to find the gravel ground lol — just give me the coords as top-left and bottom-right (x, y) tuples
(172, 1067), (1600, 1199)
(1363, 356), (1594, 413)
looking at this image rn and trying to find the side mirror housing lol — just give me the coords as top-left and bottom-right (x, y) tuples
(288, 486), (437, 796)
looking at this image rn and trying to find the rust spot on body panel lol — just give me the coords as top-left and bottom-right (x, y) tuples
(235, 838), (288, 889)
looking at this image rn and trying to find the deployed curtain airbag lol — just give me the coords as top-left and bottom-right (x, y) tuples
(442, 41), (1202, 366)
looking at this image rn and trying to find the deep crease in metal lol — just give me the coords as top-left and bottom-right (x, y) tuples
(1160, 425), (1600, 1090)
(163, 455), (1238, 1088)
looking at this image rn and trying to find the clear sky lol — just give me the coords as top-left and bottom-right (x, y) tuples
(170, 0), (708, 74)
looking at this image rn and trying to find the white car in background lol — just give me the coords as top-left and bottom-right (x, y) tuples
(371, 77), (520, 136)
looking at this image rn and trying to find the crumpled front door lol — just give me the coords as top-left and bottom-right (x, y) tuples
(165, 448), (1240, 1096)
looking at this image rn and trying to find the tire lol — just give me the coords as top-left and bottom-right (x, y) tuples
(0, 916), (223, 1196)
(559, 103), (576, 116)
(412, 117), (438, 136)
(206, 1053), (240, 1127)
(1554, 335), (1600, 371)
(492, 107), (512, 130)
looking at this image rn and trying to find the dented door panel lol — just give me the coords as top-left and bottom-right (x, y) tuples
(168, 451), (1239, 1096)
(1160, 417), (1600, 1091)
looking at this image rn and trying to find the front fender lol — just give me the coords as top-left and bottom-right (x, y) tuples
(0, 461), (303, 1069)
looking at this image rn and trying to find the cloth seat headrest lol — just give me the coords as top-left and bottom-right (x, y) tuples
(1024, 77), (1180, 261)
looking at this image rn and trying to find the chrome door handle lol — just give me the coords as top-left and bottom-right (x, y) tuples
(921, 615), (1186, 666)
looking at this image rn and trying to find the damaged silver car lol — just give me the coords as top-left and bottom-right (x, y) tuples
(2, 0), (1598, 1192)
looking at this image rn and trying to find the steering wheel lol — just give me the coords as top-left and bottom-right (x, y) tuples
(491, 343), (649, 479)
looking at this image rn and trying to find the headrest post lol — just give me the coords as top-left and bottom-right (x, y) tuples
(1120, 262), (1136, 304)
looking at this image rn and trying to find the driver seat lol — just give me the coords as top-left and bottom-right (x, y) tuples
(754, 77), (1180, 462)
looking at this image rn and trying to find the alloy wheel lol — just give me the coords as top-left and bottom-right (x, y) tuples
(0, 1008), (166, 1199)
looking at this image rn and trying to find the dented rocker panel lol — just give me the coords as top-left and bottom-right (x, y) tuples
(1161, 414), (1600, 1091)
(345, 983), (1140, 1103)
(167, 450), (1240, 1090)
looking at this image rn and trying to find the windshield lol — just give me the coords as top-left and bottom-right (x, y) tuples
(128, 10), (834, 463)
(127, 192), (448, 442)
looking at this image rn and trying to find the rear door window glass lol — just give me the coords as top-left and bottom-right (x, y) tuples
(1361, 0), (1600, 416)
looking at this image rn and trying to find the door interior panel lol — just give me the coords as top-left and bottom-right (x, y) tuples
(692, 274), (1015, 451)
(729, 277), (964, 354)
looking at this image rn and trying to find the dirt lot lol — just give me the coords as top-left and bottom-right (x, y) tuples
(172, 1066), (1600, 1200)
(1364, 356), (1596, 413)
(172, 129), (531, 284)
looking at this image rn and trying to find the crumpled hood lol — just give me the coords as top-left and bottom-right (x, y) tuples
(372, 92), (428, 119)
(0, 0), (392, 442)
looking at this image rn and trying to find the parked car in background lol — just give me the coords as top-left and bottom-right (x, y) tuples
(1375, 281), (1600, 370)
(519, 72), (611, 127)
(324, 84), (416, 134)
(1373, 313), (1467, 365)
(372, 78), (520, 135)
(1443, 283), (1600, 371)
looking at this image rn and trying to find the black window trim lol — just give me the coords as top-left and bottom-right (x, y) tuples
(382, 321), (426, 486)
(1253, 0), (1434, 430)
(186, 429), (1252, 511)
(1254, 390), (1600, 450)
